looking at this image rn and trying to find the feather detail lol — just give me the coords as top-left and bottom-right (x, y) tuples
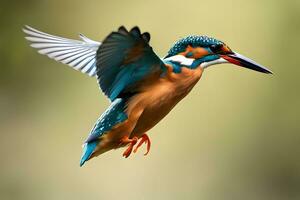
(23, 25), (101, 77)
(96, 26), (164, 101)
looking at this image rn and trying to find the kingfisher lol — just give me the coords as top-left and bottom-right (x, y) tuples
(23, 25), (272, 166)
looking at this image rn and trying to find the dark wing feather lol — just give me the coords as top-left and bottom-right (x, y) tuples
(96, 26), (164, 101)
(142, 32), (150, 43)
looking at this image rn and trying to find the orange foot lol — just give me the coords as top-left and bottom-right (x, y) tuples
(134, 133), (151, 155)
(120, 136), (138, 158)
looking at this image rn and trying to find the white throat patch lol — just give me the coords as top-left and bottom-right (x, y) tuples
(163, 55), (195, 67)
(163, 55), (228, 68)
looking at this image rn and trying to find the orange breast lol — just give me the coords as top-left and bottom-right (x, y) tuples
(128, 66), (204, 137)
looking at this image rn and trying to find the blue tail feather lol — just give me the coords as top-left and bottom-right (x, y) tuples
(80, 141), (99, 167)
(80, 98), (128, 166)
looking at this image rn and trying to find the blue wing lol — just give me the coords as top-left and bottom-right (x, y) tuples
(80, 98), (128, 166)
(96, 26), (165, 101)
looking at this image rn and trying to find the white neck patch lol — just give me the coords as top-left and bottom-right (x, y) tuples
(163, 55), (195, 67)
(163, 55), (228, 68)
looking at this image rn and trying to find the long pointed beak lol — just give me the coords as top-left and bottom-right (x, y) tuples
(221, 52), (273, 74)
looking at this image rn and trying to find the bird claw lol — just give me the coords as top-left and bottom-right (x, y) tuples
(120, 134), (151, 158)
(122, 146), (133, 158)
(133, 134), (151, 156)
(121, 136), (138, 158)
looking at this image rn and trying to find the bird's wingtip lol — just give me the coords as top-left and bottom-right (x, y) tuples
(22, 25), (29, 33)
(22, 25), (33, 32)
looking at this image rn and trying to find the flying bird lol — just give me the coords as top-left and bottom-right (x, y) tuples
(23, 25), (272, 166)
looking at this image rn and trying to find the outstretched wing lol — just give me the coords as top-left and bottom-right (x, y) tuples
(23, 25), (101, 77)
(96, 26), (165, 101)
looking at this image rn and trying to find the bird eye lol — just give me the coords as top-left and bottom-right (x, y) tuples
(210, 44), (223, 54)
(210, 44), (233, 55)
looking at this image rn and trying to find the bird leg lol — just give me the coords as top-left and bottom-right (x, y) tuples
(120, 136), (138, 158)
(133, 133), (151, 155)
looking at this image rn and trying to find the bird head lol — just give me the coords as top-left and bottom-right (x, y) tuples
(164, 35), (272, 74)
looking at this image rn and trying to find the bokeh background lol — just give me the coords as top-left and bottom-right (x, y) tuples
(1, 0), (300, 199)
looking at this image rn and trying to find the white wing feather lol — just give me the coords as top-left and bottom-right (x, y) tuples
(23, 25), (100, 77)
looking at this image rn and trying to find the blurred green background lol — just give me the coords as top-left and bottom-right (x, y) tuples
(1, 0), (300, 199)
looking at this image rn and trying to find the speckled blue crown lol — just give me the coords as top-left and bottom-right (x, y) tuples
(165, 35), (223, 58)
